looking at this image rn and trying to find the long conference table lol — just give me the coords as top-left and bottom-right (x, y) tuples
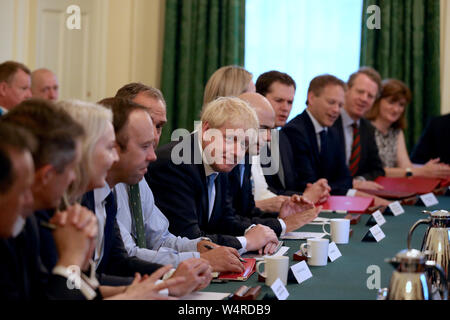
(201, 196), (450, 300)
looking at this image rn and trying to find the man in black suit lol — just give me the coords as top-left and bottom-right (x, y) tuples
(96, 97), (212, 296)
(228, 92), (322, 237)
(332, 67), (386, 191)
(283, 75), (354, 195)
(411, 113), (450, 165)
(255, 71), (330, 206)
(0, 108), (97, 300)
(147, 97), (280, 255)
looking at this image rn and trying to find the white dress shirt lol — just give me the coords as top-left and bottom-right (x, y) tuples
(115, 179), (201, 267)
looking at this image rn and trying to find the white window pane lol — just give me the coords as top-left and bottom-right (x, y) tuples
(245, 0), (363, 122)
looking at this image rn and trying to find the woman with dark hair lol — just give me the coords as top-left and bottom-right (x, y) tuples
(366, 79), (450, 178)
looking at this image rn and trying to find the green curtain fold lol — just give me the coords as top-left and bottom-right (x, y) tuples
(160, 0), (246, 146)
(360, 0), (440, 150)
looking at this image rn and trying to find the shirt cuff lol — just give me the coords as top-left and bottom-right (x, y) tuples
(346, 189), (357, 197)
(236, 236), (247, 254)
(277, 218), (286, 236)
(244, 224), (256, 235)
(155, 279), (169, 296)
(52, 265), (97, 300)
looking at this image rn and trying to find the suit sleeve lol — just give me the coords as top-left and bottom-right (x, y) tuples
(360, 123), (385, 180)
(148, 159), (244, 249)
(102, 221), (163, 277)
(282, 125), (319, 192)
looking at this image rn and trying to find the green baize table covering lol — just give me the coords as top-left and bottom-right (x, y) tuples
(201, 196), (450, 300)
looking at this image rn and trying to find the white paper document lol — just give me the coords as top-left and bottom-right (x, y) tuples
(181, 292), (231, 300)
(280, 232), (326, 240)
(308, 217), (330, 225)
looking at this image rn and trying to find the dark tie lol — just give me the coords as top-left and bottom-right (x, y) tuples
(128, 184), (146, 248)
(349, 123), (361, 176)
(319, 129), (328, 159)
(206, 173), (218, 220)
(102, 191), (118, 261)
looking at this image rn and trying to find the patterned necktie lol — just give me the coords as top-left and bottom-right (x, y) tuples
(319, 129), (328, 160)
(206, 173), (218, 221)
(349, 123), (361, 176)
(128, 184), (146, 248)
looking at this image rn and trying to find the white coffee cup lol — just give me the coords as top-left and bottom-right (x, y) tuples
(322, 218), (350, 244)
(300, 238), (329, 266)
(256, 255), (289, 286)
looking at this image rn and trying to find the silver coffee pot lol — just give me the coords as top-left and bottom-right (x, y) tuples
(378, 249), (448, 300)
(407, 210), (450, 285)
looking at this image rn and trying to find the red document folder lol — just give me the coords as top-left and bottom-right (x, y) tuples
(321, 196), (374, 213)
(374, 177), (441, 195)
(218, 258), (256, 281)
(358, 189), (416, 200)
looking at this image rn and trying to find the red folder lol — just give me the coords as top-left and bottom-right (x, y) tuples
(440, 178), (450, 188)
(374, 177), (441, 195)
(218, 258), (256, 281)
(358, 189), (416, 200)
(321, 196), (374, 213)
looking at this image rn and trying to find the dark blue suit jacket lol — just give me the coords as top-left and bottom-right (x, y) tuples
(282, 110), (352, 195)
(228, 155), (282, 236)
(146, 133), (250, 249)
(262, 130), (299, 195)
(332, 116), (385, 181)
(411, 113), (450, 165)
(0, 216), (87, 300)
(81, 191), (163, 279)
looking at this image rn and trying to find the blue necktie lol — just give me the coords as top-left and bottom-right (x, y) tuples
(319, 129), (328, 158)
(207, 173), (218, 220)
(238, 163), (245, 188)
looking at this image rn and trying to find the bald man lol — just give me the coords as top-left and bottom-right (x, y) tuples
(31, 69), (59, 101)
(226, 92), (323, 239)
(236, 92), (330, 214)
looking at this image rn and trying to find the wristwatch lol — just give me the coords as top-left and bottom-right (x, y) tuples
(405, 168), (413, 177)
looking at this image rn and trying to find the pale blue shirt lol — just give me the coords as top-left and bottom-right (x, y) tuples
(115, 179), (201, 267)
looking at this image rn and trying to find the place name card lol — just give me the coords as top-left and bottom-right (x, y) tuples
(419, 193), (439, 207)
(372, 210), (386, 226)
(328, 242), (342, 262)
(270, 278), (289, 300)
(290, 261), (313, 284)
(388, 201), (405, 216)
(369, 225), (386, 242)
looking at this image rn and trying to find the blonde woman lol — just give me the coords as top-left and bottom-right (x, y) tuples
(203, 65), (255, 105)
(54, 100), (187, 300)
(366, 79), (450, 178)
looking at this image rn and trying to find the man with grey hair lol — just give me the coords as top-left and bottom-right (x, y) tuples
(147, 97), (282, 255)
(31, 68), (59, 101)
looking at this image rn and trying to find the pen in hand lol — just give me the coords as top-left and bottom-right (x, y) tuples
(203, 244), (247, 263)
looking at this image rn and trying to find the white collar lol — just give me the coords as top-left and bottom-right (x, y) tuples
(93, 182), (112, 205)
(11, 215), (26, 238)
(196, 130), (219, 177)
(341, 108), (360, 127)
(306, 109), (327, 134)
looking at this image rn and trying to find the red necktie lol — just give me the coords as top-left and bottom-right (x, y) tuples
(349, 123), (361, 176)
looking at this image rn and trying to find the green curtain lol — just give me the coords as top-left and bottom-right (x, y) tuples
(360, 0), (440, 150)
(160, 0), (246, 146)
